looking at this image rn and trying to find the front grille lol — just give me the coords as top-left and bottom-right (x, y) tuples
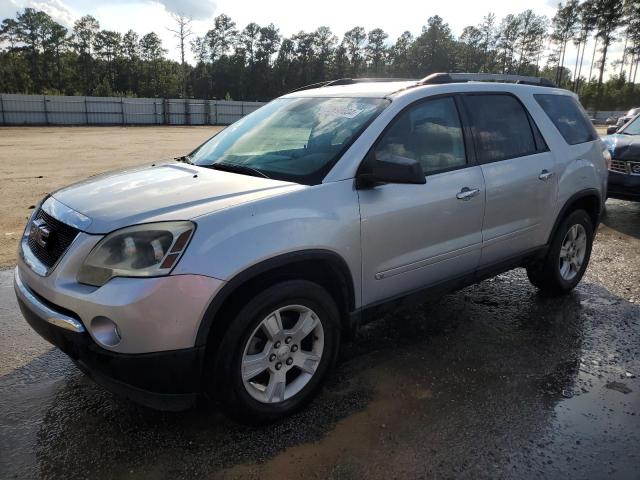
(610, 159), (629, 174)
(27, 209), (79, 268)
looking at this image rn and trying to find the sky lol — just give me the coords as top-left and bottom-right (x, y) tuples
(0, 0), (627, 78)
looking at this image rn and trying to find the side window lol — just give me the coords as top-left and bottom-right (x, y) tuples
(375, 97), (466, 174)
(463, 94), (537, 163)
(534, 94), (598, 145)
(529, 113), (549, 152)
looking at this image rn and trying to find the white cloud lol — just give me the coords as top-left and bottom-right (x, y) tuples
(0, 0), (23, 19)
(153, 0), (216, 20)
(0, 0), (77, 27)
(31, 0), (76, 26)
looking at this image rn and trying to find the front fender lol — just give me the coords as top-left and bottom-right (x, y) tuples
(172, 180), (362, 305)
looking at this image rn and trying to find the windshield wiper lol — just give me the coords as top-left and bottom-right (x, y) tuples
(174, 154), (193, 164)
(210, 162), (271, 179)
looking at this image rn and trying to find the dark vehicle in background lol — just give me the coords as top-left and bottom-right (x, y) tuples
(604, 114), (640, 202)
(608, 107), (640, 133)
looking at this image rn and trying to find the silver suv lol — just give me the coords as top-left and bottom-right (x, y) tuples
(14, 73), (608, 422)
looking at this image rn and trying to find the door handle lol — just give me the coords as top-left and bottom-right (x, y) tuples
(456, 187), (480, 201)
(538, 169), (554, 181)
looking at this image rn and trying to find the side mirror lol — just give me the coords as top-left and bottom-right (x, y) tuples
(607, 126), (619, 135)
(356, 152), (426, 188)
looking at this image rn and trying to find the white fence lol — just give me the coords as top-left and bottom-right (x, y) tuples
(0, 93), (628, 127)
(0, 94), (266, 126)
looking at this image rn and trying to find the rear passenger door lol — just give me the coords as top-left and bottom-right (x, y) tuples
(358, 96), (485, 306)
(461, 93), (557, 266)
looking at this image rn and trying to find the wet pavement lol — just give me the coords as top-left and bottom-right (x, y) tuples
(1, 199), (639, 479)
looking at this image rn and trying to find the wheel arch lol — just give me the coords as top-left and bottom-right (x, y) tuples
(548, 188), (602, 245)
(195, 249), (357, 354)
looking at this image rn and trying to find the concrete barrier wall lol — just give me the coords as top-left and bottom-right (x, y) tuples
(0, 94), (267, 126)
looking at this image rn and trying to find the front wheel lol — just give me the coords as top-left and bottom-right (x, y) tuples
(527, 209), (594, 294)
(210, 280), (340, 423)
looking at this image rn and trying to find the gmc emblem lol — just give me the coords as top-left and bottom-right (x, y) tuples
(30, 218), (51, 249)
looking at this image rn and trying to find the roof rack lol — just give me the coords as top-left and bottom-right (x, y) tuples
(287, 80), (335, 93)
(418, 73), (557, 88)
(287, 77), (417, 94)
(326, 77), (417, 86)
(286, 74), (555, 96)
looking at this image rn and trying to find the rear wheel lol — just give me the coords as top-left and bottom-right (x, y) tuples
(527, 209), (594, 294)
(210, 280), (340, 423)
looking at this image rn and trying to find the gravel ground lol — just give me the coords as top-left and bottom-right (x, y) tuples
(0, 199), (638, 479)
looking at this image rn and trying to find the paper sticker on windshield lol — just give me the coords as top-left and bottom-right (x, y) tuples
(319, 102), (376, 119)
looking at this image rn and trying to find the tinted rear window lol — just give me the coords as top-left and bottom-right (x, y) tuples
(534, 94), (598, 145)
(462, 94), (538, 163)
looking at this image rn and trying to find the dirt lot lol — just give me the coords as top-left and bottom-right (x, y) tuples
(0, 126), (221, 268)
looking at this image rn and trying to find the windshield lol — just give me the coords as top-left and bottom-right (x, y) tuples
(621, 114), (640, 135)
(627, 108), (640, 116)
(189, 97), (389, 184)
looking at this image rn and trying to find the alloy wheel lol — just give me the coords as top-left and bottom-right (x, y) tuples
(241, 305), (324, 404)
(559, 224), (587, 281)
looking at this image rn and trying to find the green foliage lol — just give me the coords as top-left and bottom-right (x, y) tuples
(1, 5), (640, 109)
(92, 77), (112, 96)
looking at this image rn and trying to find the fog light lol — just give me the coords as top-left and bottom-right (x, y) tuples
(91, 316), (121, 347)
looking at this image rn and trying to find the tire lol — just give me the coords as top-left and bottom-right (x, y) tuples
(209, 280), (340, 424)
(526, 209), (594, 295)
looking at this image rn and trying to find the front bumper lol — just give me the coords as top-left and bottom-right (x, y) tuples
(17, 232), (225, 354)
(14, 267), (204, 410)
(608, 170), (640, 201)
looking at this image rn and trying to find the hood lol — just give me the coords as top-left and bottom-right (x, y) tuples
(51, 163), (303, 233)
(603, 133), (640, 162)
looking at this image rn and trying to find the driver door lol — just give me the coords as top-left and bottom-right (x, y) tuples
(358, 96), (485, 306)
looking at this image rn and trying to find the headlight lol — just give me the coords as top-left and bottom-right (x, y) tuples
(22, 196), (46, 239)
(78, 221), (195, 287)
(601, 138), (613, 170)
(602, 147), (612, 170)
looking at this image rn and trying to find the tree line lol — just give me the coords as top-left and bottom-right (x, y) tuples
(1, 1), (640, 110)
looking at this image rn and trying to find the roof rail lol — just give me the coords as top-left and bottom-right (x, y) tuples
(325, 77), (417, 86)
(287, 77), (417, 94)
(418, 73), (557, 88)
(287, 80), (335, 93)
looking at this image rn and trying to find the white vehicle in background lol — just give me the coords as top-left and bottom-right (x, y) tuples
(614, 107), (640, 130)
